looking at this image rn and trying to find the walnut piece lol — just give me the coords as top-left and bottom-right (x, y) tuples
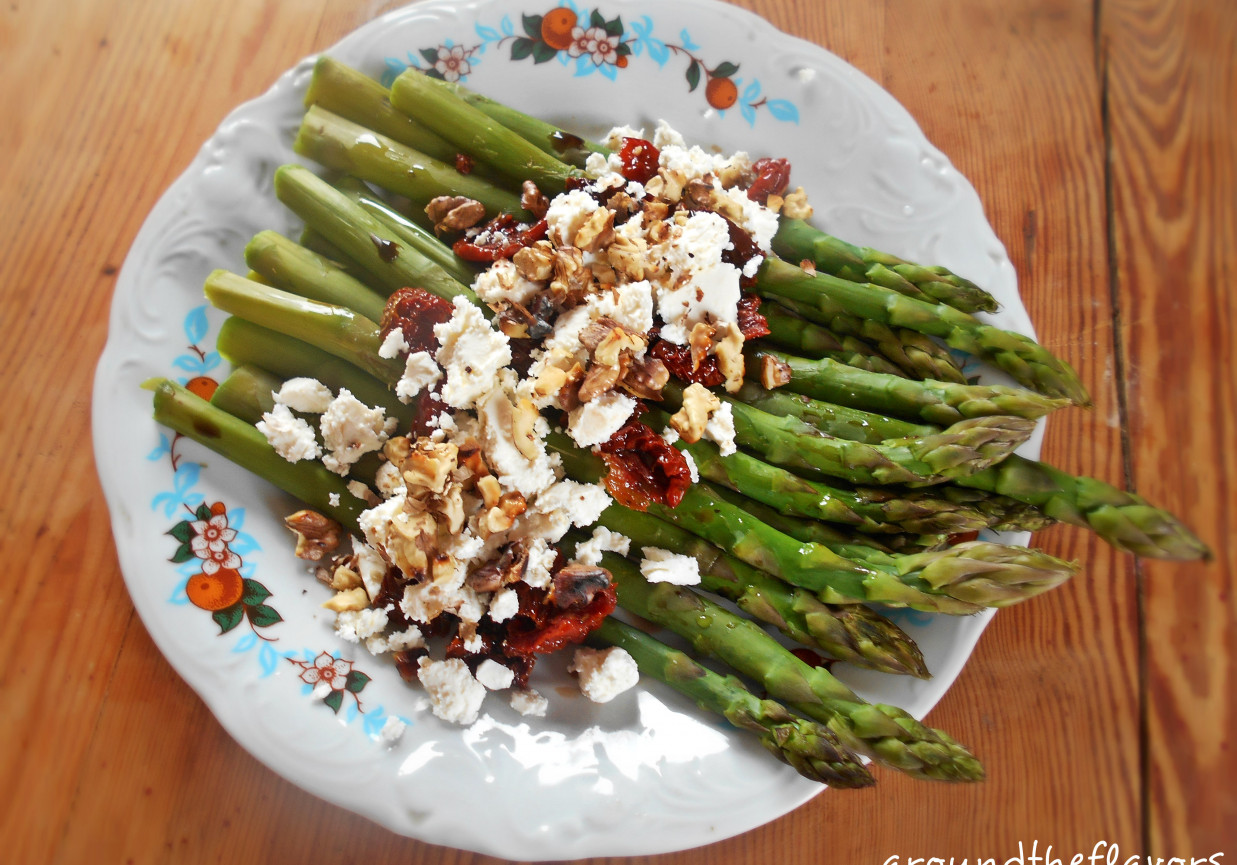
(521, 180), (550, 219)
(511, 397), (542, 461)
(425, 195), (486, 234)
(322, 586), (370, 612)
(669, 382), (722, 444)
(759, 353), (794, 389)
(400, 440), (459, 496)
(577, 358), (625, 404)
(573, 207), (615, 253)
(621, 355), (670, 400)
(714, 322), (746, 393)
(513, 240), (554, 282)
(688, 321), (716, 372)
(781, 187), (814, 219)
(284, 510), (343, 562)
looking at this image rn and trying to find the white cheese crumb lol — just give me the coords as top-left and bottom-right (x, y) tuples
(346, 479), (373, 501)
(373, 460), (405, 499)
(593, 280), (655, 334)
(475, 659), (516, 691)
(396, 351), (442, 403)
(652, 119), (686, 150)
(640, 546), (702, 585)
(473, 259), (541, 306)
(378, 716), (407, 746)
(545, 188), (602, 246)
(574, 526), (632, 567)
(681, 448), (700, 483)
(522, 537), (557, 588)
(703, 402), (737, 456)
(319, 389), (392, 475)
(509, 688), (548, 717)
(523, 480), (612, 543)
(328, 492), (341, 507)
(273, 377), (334, 413)
(334, 606), (389, 644)
(387, 625), (425, 652)
(488, 586), (520, 623)
(603, 124), (645, 149)
(477, 386), (557, 497)
(378, 328), (409, 359)
(416, 657), (486, 725)
(434, 295), (512, 410)
(567, 391), (636, 448)
(569, 646), (639, 703)
(256, 404), (321, 463)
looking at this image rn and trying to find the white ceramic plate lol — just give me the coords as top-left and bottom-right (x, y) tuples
(93, 0), (1036, 858)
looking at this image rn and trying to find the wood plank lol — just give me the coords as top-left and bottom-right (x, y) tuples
(1103, 0), (1237, 857)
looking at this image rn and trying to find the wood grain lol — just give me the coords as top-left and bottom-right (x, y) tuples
(1103, 0), (1237, 858)
(0, 0), (1230, 862)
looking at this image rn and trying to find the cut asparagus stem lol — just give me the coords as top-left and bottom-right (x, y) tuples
(273, 164), (477, 304)
(594, 506), (930, 677)
(244, 230), (388, 324)
(589, 617), (876, 786)
(749, 345), (1071, 424)
(756, 257), (1090, 405)
(760, 300), (915, 379)
(773, 217), (1000, 314)
(591, 551), (984, 782)
(389, 69), (583, 193)
(295, 105), (527, 219)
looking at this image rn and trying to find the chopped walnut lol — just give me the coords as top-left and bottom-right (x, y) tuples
(513, 240), (554, 282)
(642, 199), (671, 223)
(620, 355), (670, 400)
(681, 178), (715, 211)
(577, 358), (625, 404)
(328, 564), (363, 591)
(549, 246), (590, 303)
(594, 327), (645, 368)
(521, 180), (550, 219)
(669, 382), (722, 444)
(606, 232), (649, 281)
(765, 193), (785, 214)
(284, 510), (343, 562)
(476, 474), (503, 509)
(688, 321), (716, 372)
(573, 207), (615, 253)
(781, 187), (814, 219)
(760, 353), (794, 389)
(400, 440), (459, 496)
(658, 168), (688, 202)
(715, 160), (747, 189)
(425, 195), (486, 234)
(511, 397), (542, 461)
(714, 322), (746, 393)
(798, 258), (818, 276)
(322, 587), (370, 612)
(645, 219), (671, 244)
(467, 542), (528, 592)
(605, 190), (640, 221)
(457, 438), (491, 484)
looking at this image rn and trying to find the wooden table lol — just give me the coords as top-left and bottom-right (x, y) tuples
(3, 0), (1232, 861)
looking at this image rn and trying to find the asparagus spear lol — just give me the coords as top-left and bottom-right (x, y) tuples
(735, 382), (1210, 558)
(750, 345), (1069, 424)
(773, 217), (1000, 314)
(594, 506), (929, 677)
(389, 69), (583, 193)
(755, 299), (911, 378)
(244, 230), (388, 324)
(592, 552), (984, 781)
(756, 257), (1090, 405)
(274, 165), (478, 304)
(294, 105), (528, 219)
(589, 617), (876, 786)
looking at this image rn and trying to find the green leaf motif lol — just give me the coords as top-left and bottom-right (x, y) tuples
(323, 689), (344, 714)
(246, 604), (283, 629)
(345, 670), (371, 694)
(170, 542), (195, 564)
(510, 37), (535, 61)
(531, 42), (558, 64)
(241, 579), (272, 606)
(712, 60), (740, 79)
(194, 503), (212, 522)
(589, 9), (605, 28)
(212, 605), (243, 634)
(686, 60), (701, 92)
(167, 520), (194, 543)
(522, 13), (543, 38)
(616, 42), (632, 57)
(605, 16), (624, 37)
(419, 47), (440, 66)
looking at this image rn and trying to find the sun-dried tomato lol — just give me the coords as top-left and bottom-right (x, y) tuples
(454, 152), (474, 175)
(380, 286), (454, 353)
(736, 293), (771, 339)
(618, 136), (660, 184)
(597, 414), (692, 510)
(504, 581), (617, 657)
(649, 338), (727, 388)
(746, 156), (792, 205)
(790, 647), (835, 671)
(452, 214), (548, 263)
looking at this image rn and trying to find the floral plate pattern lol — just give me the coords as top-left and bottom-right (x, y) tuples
(93, 0), (1035, 858)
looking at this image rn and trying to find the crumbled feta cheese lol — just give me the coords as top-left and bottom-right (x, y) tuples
(346, 480), (373, 501)
(396, 351), (441, 403)
(477, 386), (557, 497)
(593, 280), (655, 334)
(334, 606), (388, 644)
(416, 657), (486, 725)
(256, 404), (321, 462)
(378, 328), (409, 359)
(475, 659), (516, 691)
(434, 295), (512, 410)
(378, 716), (407, 746)
(640, 546), (701, 585)
(522, 538), (557, 588)
(569, 646), (639, 703)
(653, 211), (743, 344)
(319, 389), (393, 475)
(374, 460), (406, 499)
(273, 377), (334, 413)
(488, 586), (519, 623)
(473, 259), (541, 306)
(681, 448), (700, 483)
(509, 688), (548, 717)
(523, 480), (612, 542)
(652, 119), (686, 150)
(567, 391), (636, 448)
(545, 189), (602, 246)
(387, 625), (425, 652)
(574, 526), (631, 567)
(714, 186), (779, 251)
(703, 402), (737, 456)
(328, 492), (341, 507)
(603, 124), (645, 149)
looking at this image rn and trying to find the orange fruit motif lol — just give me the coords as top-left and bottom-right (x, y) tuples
(540, 7), (577, 50)
(705, 76), (739, 110)
(616, 55), (628, 68)
(185, 376), (218, 401)
(186, 568), (244, 611)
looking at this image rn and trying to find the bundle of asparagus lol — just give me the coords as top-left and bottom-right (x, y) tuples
(148, 56), (1208, 788)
